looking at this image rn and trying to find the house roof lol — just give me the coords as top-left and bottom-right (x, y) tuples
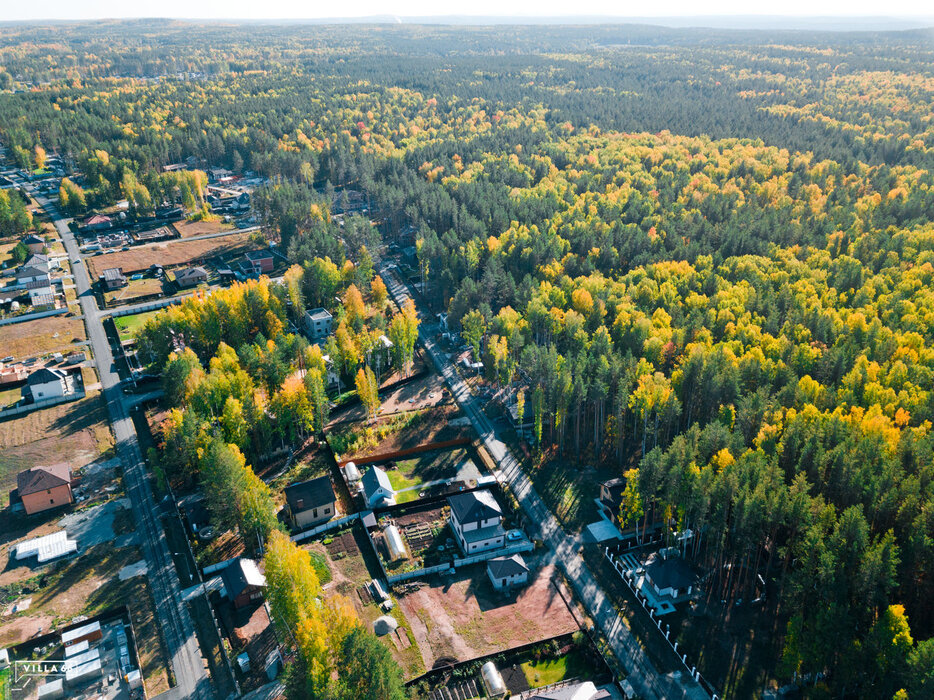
(246, 249), (273, 260)
(448, 490), (502, 524)
(362, 466), (392, 497)
(17, 464), (71, 496)
(285, 476), (335, 513)
(487, 554), (528, 579)
(101, 268), (125, 280)
(528, 681), (603, 700)
(24, 253), (49, 266)
(600, 477), (627, 507)
(182, 498), (211, 528)
(16, 264), (49, 278)
(305, 307), (332, 321)
(27, 367), (67, 385)
(23, 234), (44, 245)
(222, 558), (266, 599)
(643, 552), (699, 591)
(84, 214), (111, 225)
(176, 267), (207, 283)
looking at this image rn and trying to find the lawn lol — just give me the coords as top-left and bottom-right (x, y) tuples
(0, 314), (87, 360)
(113, 309), (164, 339)
(0, 386), (21, 409)
(521, 647), (588, 688)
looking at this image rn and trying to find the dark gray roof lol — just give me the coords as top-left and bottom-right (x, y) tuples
(23, 234), (44, 245)
(362, 466), (392, 497)
(643, 552), (699, 591)
(285, 476), (335, 513)
(487, 554), (528, 579)
(17, 465), (71, 496)
(448, 490), (502, 524)
(27, 367), (67, 385)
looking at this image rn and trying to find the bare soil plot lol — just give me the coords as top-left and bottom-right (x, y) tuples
(398, 561), (579, 671)
(103, 276), (165, 304)
(86, 231), (260, 277)
(1, 314), (87, 359)
(172, 219), (236, 238)
(0, 393), (114, 508)
(331, 371), (452, 425)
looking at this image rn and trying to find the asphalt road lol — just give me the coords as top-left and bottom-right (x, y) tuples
(379, 262), (708, 700)
(37, 196), (213, 700)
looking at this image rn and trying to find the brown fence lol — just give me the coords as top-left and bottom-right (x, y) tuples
(336, 437), (471, 467)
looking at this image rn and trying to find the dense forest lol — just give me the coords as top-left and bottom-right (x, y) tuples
(2, 20), (934, 697)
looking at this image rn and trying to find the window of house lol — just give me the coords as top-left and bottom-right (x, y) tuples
(313, 508), (318, 518)
(324, 507), (330, 514)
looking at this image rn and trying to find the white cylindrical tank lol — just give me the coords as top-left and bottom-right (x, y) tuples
(344, 461), (361, 482)
(384, 524), (407, 561)
(480, 661), (507, 698)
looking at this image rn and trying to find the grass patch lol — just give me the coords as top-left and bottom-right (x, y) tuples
(521, 648), (588, 688)
(113, 309), (163, 339)
(104, 277), (165, 305)
(386, 469), (422, 492)
(308, 550), (332, 585)
(0, 386), (21, 409)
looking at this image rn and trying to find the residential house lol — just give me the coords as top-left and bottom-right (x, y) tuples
(486, 553), (529, 590)
(245, 249), (274, 274)
(174, 266), (208, 288)
(527, 681), (608, 700)
(304, 307), (333, 340)
(448, 490), (505, 554)
(597, 478), (627, 524)
(320, 354), (341, 390)
(361, 466), (395, 508)
(28, 286), (56, 307)
(23, 234), (45, 254)
(284, 476), (336, 530)
(15, 464), (74, 514)
(222, 558), (267, 609)
(81, 214), (112, 232)
(14, 262), (50, 287)
(25, 367), (69, 401)
(0, 362), (28, 385)
(99, 267), (127, 290)
(641, 549), (700, 607)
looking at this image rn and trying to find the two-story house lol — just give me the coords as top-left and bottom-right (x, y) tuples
(284, 476), (336, 530)
(304, 307), (333, 340)
(448, 490), (505, 554)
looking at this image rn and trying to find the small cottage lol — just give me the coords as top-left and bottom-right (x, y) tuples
(222, 558), (267, 609)
(486, 553), (529, 590)
(448, 490), (505, 554)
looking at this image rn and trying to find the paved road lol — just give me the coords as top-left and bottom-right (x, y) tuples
(380, 263), (708, 700)
(37, 197), (213, 700)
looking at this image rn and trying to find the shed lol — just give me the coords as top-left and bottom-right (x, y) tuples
(14, 531), (77, 563)
(65, 659), (102, 685)
(221, 558), (267, 608)
(62, 620), (102, 648)
(486, 553), (530, 590)
(36, 679), (64, 699)
(64, 640), (89, 658)
(362, 466), (395, 508)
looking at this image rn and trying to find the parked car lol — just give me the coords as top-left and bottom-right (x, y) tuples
(506, 530), (524, 542)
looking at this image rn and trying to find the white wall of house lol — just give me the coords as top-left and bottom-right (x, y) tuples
(292, 502), (335, 529)
(31, 378), (66, 400)
(488, 570), (528, 590)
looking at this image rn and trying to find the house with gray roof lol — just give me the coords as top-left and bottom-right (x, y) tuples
(448, 490), (505, 554)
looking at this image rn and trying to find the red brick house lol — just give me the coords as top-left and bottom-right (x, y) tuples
(15, 465), (74, 515)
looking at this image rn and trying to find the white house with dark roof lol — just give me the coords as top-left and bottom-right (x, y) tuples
(448, 490), (505, 554)
(361, 466), (394, 508)
(25, 367), (69, 401)
(284, 475), (336, 529)
(486, 553), (529, 590)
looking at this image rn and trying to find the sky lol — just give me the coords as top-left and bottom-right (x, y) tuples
(4, 0), (934, 22)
